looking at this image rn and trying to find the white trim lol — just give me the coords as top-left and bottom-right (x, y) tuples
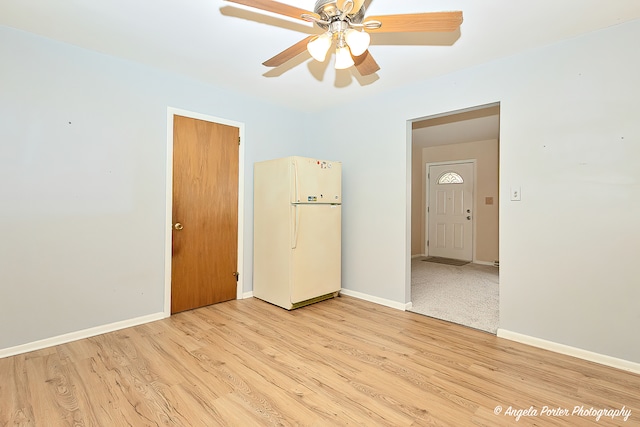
(165, 108), (245, 316)
(411, 253), (425, 259)
(340, 289), (412, 311)
(242, 291), (254, 299)
(497, 329), (640, 375)
(236, 121), (246, 301)
(473, 260), (497, 266)
(165, 110), (174, 315)
(0, 312), (166, 359)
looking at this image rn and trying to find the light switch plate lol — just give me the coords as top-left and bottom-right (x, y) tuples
(510, 187), (521, 201)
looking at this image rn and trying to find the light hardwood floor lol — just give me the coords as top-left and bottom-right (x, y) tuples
(1, 296), (639, 426)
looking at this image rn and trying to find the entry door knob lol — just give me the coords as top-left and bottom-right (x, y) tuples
(174, 223), (184, 230)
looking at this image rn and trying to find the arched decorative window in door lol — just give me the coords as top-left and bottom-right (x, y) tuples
(437, 171), (464, 184)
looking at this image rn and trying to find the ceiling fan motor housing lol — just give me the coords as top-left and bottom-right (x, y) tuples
(314, 0), (366, 30)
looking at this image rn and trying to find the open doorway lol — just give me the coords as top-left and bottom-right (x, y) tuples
(409, 103), (500, 333)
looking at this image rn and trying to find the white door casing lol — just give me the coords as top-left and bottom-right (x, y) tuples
(427, 162), (474, 261)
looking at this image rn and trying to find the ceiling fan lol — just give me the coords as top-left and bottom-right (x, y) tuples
(224, 0), (463, 76)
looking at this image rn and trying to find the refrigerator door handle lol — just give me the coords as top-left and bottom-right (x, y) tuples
(293, 159), (300, 203)
(291, 205), (300, 249)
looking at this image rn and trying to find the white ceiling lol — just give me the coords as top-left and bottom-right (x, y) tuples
(413, 114), (500, 148)
(2, 1), (640, 112)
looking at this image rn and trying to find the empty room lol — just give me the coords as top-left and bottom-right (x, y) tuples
(1, 1), (639, 425)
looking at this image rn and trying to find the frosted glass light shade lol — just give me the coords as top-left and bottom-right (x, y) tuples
(307, 33), (332, 62)
(344, 29), (370, 56)
(335, 46), (355, 69)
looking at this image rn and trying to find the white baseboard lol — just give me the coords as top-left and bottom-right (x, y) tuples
(0, 312), (168, 359)
(497, 329), (640, 375)
(242, 291), (254, 299)
(340, 289), (412, 311)
(473, 260), (497, 266)
(414, 255), (496, 267)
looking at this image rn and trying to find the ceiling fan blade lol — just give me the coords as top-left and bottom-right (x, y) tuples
(225, 0), (316, 21)
(352, 50), (380, 76)
(336, 0), (365, 14)
(366, 11), (463, 33)
(263, 36), (315, 67)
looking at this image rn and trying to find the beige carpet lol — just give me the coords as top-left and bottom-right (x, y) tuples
(410, 257), (499, 334)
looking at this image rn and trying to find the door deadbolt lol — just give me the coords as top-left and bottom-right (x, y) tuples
(174, 223), (184, 230)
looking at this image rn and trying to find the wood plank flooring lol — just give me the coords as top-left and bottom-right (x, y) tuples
(1, 296), (639, 426)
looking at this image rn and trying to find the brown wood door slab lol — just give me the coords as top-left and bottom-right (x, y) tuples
(171, 115), (239, 314)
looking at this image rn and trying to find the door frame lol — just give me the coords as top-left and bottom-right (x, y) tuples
(424, 159), (477, 261)
(164, 107), (245, 316)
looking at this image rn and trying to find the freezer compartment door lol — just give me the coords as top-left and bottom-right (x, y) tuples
(290, 204), (341, 304)
(291, 157), (341, 204)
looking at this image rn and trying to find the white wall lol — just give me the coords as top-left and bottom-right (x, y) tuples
(0, 26), (307, 351)
(314, 20), (640, 363)
(2, 19), (639, 366)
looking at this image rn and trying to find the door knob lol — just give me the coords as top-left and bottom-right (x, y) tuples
(174, 223), (184, 230)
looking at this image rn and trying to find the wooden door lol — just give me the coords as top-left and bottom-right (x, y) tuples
(428, 162), (474, 261)
(171, 115), (239, 314)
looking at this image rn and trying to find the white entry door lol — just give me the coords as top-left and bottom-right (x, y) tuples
(428, 162), (474, 261)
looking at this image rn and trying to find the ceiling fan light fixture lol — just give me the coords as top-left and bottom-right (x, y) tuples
(307, 32), (332, 62)
(334, 46), (355, 70)
(344, 28), (370, 56)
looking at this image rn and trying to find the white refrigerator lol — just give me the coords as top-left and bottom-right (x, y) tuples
(253, 156), (341, 310)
